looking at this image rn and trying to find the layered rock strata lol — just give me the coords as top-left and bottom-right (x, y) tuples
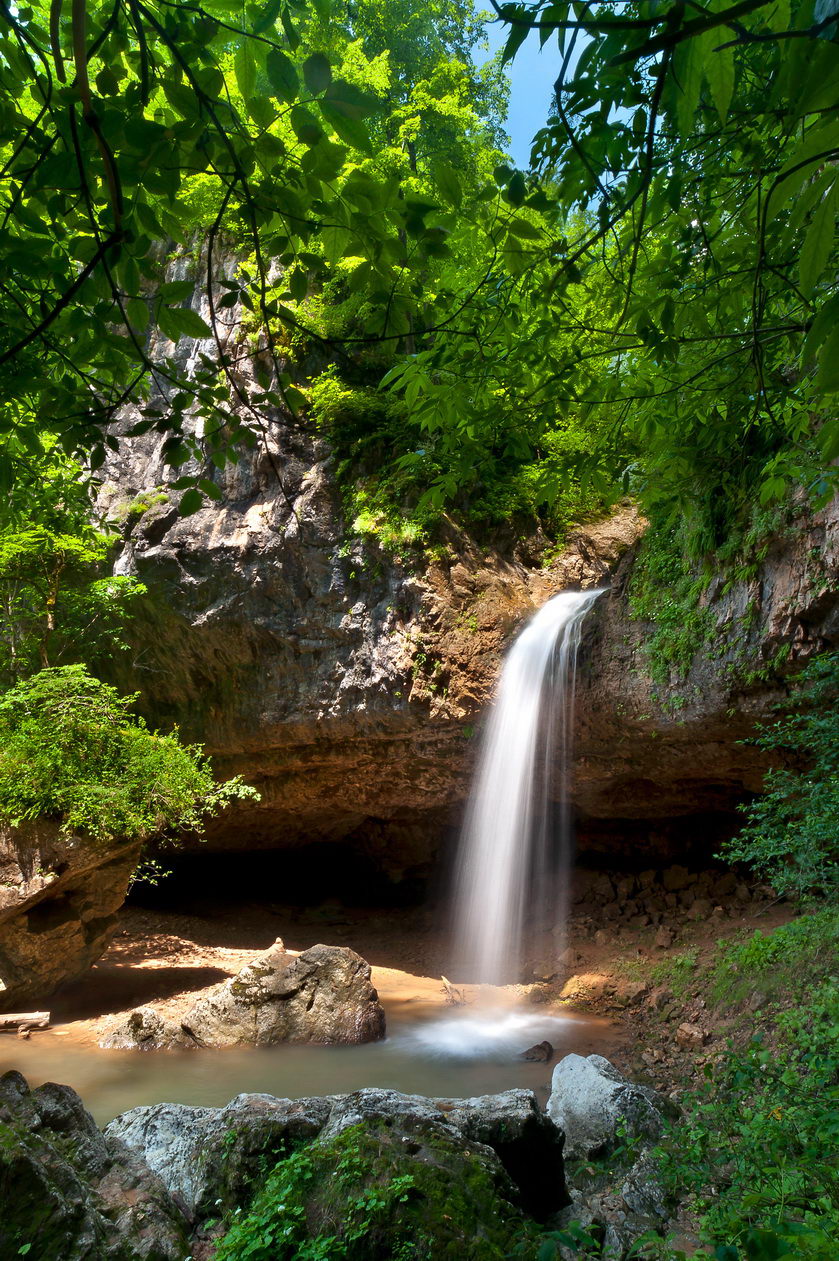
(96, 295), (839, 873)
(0, 822), (140, 1012)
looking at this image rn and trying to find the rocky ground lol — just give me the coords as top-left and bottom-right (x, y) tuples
(15, 863), (789, 1089)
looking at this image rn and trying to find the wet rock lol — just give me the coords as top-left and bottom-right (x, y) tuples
(0, 1071), (188, 1259)
(593, 929), (610, 946)
(520, 1040), (554, 1062)
(0, 822), (141, 1011)
(547, 1054), (668, 1161)
(181, 941), (385, 1047)
(654, 926), (675, 949)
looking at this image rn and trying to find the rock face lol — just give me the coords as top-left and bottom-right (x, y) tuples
(574, 493), (839, 840)
(546, 1053), (668, 1161)
(0, 821), (140, 1011)
(99, 941), (386, 1049)
(96, 288), (839, 877)
(0, 1070), (188, 1260)
(106, 1085), (568, 1223)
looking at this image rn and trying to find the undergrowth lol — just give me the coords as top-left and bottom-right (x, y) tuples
(655, 911), (839, 1260)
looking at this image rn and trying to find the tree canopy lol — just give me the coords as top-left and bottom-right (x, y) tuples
(1, 0), (837, 537)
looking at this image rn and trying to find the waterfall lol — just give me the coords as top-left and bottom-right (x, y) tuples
(451, 588), (604, 987)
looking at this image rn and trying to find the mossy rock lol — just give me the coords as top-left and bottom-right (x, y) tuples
(0, 1072), (188, 1261)
(215, 1117), (545, 1260)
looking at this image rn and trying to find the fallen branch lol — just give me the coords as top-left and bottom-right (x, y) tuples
(440, 976), (470, 1007)
(0, 1011), (50, 1031)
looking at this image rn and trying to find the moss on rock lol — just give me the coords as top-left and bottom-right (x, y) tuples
(215, 1117), (544, 1260)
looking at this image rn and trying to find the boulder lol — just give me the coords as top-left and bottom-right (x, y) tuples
(546, 1054), (668, 1161)
(434, 1089), (569, 1218)
(105, 1093), (332, 1218)
(108, 1086), (568, 1226)
(0, 1071), (188, 1259)
(0, 821), (141, 1011)
(215, 1105), (541, 1261)
(180, 941), (386, 1047)
(99, 1007), (189, 1051)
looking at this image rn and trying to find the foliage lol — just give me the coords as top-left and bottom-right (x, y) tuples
(0, 446), (145, 686)
(657, 915), (839, 1259)
(720, 654), (839, 899)
(383, 0), (839, 534)
(628, 493), (806, 686)
(214, 1118), (537, 1259)
(710, 907), (839, 1008)
(0, 664), (256, 843)
(0, 0), (509, 512)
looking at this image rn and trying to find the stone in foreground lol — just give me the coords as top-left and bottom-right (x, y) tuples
(0, 1070), (188, 1260)
(181, 940), (386, 1047)
(106, 1085), (568, 1224)
(546, 1052), (668, 1160)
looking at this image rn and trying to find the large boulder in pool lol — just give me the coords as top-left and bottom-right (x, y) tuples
(0, 1070), (189, 1260)
(180, 940), (386, 1047)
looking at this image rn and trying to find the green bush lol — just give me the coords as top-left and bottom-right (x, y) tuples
(720, 654), (839, 900)
(0, 665), (256, 844)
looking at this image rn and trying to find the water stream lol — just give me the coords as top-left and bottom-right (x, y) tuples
(451, 588), (604, 986)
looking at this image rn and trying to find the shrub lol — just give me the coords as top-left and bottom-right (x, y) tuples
(0, 665), (257, 844)
(720, 653), (839, 900)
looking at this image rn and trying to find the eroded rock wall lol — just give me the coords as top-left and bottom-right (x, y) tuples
(97, 278), (839, 877)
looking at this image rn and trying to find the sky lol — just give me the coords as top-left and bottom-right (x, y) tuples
(480, 19), (561, 167)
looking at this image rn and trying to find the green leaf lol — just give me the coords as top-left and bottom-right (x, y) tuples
(673, 33), (709, 136)
(266, 49), (297, 104)
(799, 179), (837, 296)
(179, 488), (204, 516)
(321, 224), (353, 263)
(319, 101), (371, 152)
(431, 159), (462, 208)
(159, 280), (195, 302)
(234, 40), (257, 102)
(506, 216), (542, 240)
(198, 478), (223, 501)
(802, 292), (839, 363)
(303, 53), (331, 96)
(814, 325), (839, 395)
(506, 171), (526, 207)
(290, 106), (324, 146)
(704, 43), (735, 123)
(288, 267), (308, 301)
(126, 298), (149, 331)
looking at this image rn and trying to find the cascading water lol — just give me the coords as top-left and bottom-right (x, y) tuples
(451, 588), (604, 988)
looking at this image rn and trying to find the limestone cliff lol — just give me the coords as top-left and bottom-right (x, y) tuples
(95, 281), (839, 880)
